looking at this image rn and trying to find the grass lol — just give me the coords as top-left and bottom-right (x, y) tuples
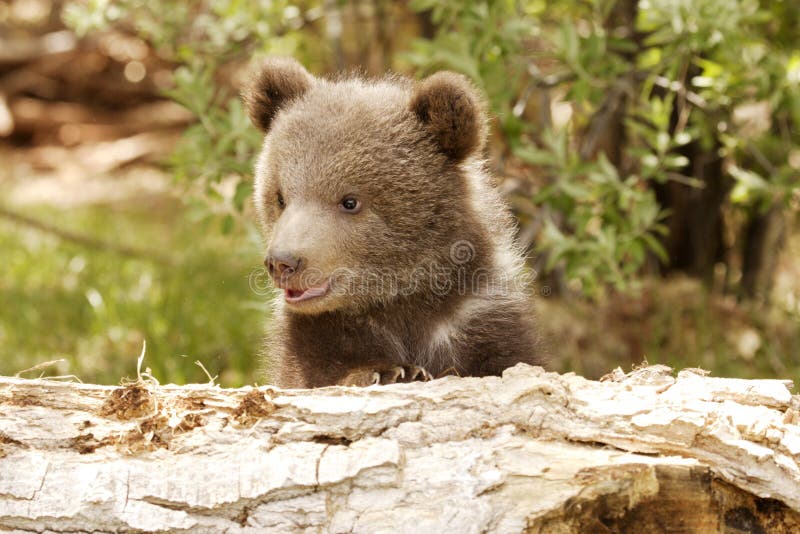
(0, 200), (269, 387)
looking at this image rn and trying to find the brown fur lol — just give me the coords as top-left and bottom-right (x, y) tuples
(243, 57), (543, 388)
(409, 71), (487, 161)
(243, 57), (314, 133)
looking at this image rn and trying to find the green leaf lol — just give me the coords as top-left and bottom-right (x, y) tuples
(220, 214), (235, 235)
(233, 181), (253, 212)
(663, 154), (690, 169)
(559, 22), (580, 64)
(514, 145), (556, 166)
(642, 233), (669, 263)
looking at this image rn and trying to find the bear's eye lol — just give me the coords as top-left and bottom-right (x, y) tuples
(339, 196), (361, 214)
(277, 191), (285, 209)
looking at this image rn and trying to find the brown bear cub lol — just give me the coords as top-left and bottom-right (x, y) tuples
(243, 57), (542, 388)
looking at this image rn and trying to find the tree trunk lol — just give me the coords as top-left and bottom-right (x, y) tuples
(740, 198), (787, 302)
(580, 0), (638, 169)
(1, 365), (798, 532)
(654, 140), (730, 285)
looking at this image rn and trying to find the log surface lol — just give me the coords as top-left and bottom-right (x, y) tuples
(0, 364), (798, 532)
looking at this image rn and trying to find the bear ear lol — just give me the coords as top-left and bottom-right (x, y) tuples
(242, 57), (314, 133)
(409, 72), (487, 161)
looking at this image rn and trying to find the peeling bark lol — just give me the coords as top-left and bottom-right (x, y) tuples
(0, 365), (798, 532)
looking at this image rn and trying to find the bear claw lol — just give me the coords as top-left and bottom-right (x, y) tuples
(339, 365), (432, 387)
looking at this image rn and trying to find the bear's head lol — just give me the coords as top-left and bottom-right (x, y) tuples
(244, 57), (489, 315)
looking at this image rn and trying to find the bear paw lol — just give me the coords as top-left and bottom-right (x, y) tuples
(338, 365), (432, 387)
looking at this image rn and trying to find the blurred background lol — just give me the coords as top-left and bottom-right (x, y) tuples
(0, 0), (798, 386)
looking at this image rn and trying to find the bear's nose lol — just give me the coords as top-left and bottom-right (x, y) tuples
(265, 250), (304, 281)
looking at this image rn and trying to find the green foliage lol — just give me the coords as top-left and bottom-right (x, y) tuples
(407, 0), (800, 295)
(523, 131), (668, 294)
(634, 0), (800, 209)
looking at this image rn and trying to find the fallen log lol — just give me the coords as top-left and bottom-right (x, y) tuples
(6, 98), (193, 143)
(0, 31), (77, 67)
(0, 364), (798, 532)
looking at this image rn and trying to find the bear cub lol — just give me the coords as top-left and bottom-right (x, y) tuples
(243, 57), (542, 388)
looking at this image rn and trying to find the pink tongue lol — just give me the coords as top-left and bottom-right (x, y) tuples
(304, 286), (327, 297)
(284, 285), (327, 301)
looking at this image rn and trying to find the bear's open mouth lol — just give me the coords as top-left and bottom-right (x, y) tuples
(283, 279), (331, 304)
